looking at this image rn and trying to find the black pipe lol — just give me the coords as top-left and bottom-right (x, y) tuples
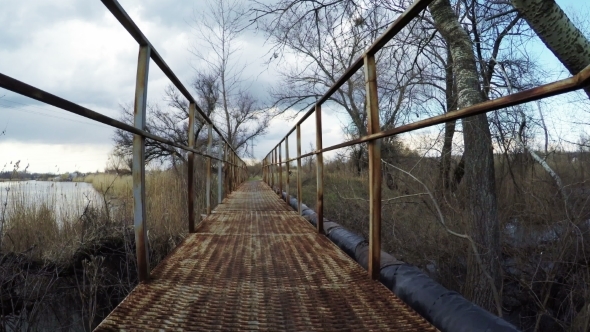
(278, 190), (519, 332)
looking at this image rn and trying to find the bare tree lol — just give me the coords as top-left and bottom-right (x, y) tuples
(191, 0), (270, 156)
(427, 0), (503, 315)
(254, 0), (433, 172)
(114, 1), (269, 163)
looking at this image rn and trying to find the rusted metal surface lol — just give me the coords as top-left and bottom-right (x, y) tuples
(263, 158), (267, 184)
(365, 54), (382, 280)
(296, 125), (302, 215)
(188, 103), (196, 234)
(223, 144), (228, 200)
(213, 191), (293, 212)
(218, 144), (223, 204)
(279, 142), (283, 198)
(285, 136), (290, 204)
(315, 105), (324, 235)
(132, 45), (150, 282)
(230, 152), (234, 193)
(271, 148), (275, 190)
(206, 125), (212, 215)
(96, 181), (437, 331)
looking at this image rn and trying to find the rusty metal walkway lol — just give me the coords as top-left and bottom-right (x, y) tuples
(96, 181), (436, 331)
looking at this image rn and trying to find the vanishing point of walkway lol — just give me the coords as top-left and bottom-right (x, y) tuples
(95, 181), (436, 331)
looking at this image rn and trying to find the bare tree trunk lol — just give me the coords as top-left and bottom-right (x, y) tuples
(511, 0), (590, 99)
(439, 44), (457, 191)
(430, 0), (502, 315)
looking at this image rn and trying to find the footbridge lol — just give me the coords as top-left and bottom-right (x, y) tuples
(96, 180), (436, 331)
(1, 0), (589, 330)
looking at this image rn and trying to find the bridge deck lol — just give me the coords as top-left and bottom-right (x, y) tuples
(96, 181), (436, 331)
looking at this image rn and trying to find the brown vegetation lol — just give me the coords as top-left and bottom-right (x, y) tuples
(285, 147), (590, 331)
(0, 161), (213, 331)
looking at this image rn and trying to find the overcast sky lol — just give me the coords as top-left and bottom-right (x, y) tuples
(0, 0), (587, 173)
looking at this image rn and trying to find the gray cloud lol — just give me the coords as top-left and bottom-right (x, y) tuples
(0, 0), (317, 169)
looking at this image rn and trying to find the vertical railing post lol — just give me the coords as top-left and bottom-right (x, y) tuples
(231, 153), (234, 192)
(229, 152), (233, 193)
(187, 103), (196, 233)
(224, 143), (229, 199)
(279, 142), (283, 197)
(271, 149), (275, 190)
(264, 157), (266, 183)
(285, 136), (290, 204)
(296, 124), (302, 215)
(365, 53), (382, 280)
(206, 125), (212, 214)
(315, 104), (324, 234)
(218, 144), (223, 204)
(132, 45), (150, 282)
(266, 156), (270, 185)
(231, 152), (235, 192)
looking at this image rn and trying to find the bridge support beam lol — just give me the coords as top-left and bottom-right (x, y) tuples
(224, 143), (229, 199)
(133, 44), (150, 282)
(285, 137), (290, 204)
(315, 104), (324, 234)
(296, 125), (302, 215)
(218, 143), (223, 203)
(365, 53), (382, 280)
(206, 125), (212, 214)
(188, 102), (196, 233)
(272, 148), (275, 190)
(279, 142), (283, 196)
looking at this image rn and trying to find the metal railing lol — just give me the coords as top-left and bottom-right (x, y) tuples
(0, 0), (247, 282)
(262, 0), (590, 279)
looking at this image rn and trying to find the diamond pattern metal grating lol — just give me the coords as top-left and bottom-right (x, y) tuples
(95, 181), (437, 331)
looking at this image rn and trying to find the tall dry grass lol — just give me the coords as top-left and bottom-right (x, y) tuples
(0, 165), (212, 330)
(288, 150), (590, 331)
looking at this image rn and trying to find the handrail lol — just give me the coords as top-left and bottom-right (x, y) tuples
(0, 0), (248, 282)
(264, 65), (590, 166)
(271, 0), (434, 146)
(0, 74), (238, 165)
(100, 0), (239, 157)
(262, 0), (590, 281)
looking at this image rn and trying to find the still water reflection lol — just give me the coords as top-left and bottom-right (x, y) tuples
(0, 181), (102, 223)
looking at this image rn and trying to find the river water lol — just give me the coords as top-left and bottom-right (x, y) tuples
(0, 180), (102, 223)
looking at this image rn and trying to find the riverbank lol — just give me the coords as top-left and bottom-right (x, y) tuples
(0, 169), (209, 330)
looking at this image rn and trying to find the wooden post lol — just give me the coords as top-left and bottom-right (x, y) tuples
(206, 125), (212, 214)
(296, 125), (302, 215)
(365, 53), (382, 280)
(315, 104), (324, 234)
(132, 45), (150, 282)
(188, 103), (196, 233)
